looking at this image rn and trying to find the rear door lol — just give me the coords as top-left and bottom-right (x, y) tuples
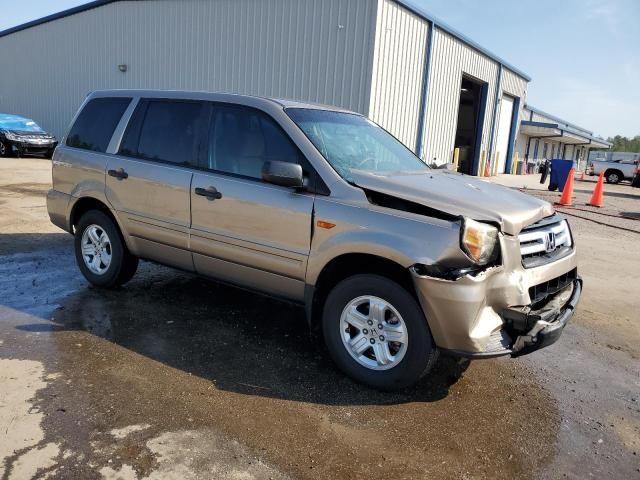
(106, 99), (208, 270)
(189, 103), (314, 301)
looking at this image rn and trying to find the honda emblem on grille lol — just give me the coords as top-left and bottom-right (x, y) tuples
(545, 232), (556, 252)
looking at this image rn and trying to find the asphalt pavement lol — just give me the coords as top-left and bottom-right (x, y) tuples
(1, 158), (638, 479)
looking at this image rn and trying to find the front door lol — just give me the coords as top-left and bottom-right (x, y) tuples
(190, 104), (314, 301)
(106, 98), (208, 270)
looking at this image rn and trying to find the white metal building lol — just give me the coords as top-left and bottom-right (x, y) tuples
(0, 0), (604, 175)
(517, 105), (611, 171)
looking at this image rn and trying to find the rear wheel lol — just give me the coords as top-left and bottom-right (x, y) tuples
(74, 210), (138, 288)
(322, 274), (438, 391)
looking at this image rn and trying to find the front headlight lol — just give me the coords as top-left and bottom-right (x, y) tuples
(460, 218), (499, 265)
(4, 131), (21, 141)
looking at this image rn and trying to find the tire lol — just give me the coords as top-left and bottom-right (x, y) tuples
(0, 141), (12, 158)
(74, 210), (138, 288)
(605, 170), (622, 184)
(322, 274), (438, 391)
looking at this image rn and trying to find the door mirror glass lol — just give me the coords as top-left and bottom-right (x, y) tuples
(262, 161), (304, 188)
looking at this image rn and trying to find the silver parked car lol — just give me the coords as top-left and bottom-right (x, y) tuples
(589, 158), (639, 184)
(47, 90), (582, 390)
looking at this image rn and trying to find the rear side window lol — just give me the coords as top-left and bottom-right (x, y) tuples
(119, 100), (206, 166)
(66, 97), (131, 152)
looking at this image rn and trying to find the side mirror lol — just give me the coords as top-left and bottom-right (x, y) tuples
(262, 161), (304, 188)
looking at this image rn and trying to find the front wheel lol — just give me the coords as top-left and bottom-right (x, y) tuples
(74, 210), (138, 288)
(0, 141), (12, 157)
(322, 274), (438, 391)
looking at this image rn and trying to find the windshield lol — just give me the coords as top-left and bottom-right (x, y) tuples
(286, 108), (429, 181)
(0, 115), (44, 133)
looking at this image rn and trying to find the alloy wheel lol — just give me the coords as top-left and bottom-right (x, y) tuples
(339, 295), (408, 371)
(81, 224), (113, 275)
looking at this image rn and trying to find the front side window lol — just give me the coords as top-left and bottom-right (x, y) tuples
(66, 97), (131, 152)
(120, 100), (206, 166)
(285, 108), (429, 181)
(208, 105), (300, 179)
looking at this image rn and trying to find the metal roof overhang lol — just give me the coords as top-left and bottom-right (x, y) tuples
(520, 121), (611, 148)
(587, 137), (612, 149)
(525, 105), (593, 136)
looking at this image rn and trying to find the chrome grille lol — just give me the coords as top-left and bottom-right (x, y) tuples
(518, 217), (573, 267)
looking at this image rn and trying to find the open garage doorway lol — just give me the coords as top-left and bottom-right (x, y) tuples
(454, 76), (488, 175)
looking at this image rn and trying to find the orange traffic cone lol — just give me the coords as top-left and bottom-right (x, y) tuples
(556, 167), (575, 206)
(587, 172), (605, 207)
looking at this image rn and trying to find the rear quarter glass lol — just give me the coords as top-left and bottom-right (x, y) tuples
(66, 97), (132, 152)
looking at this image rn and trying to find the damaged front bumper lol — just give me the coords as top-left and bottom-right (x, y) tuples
(410, 234), (581, 358)
(505, 278), (581, 357)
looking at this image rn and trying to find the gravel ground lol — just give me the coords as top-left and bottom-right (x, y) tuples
(1, 158), (638, 479)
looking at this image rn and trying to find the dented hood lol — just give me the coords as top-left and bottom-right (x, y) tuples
(350, 169), (554, 235)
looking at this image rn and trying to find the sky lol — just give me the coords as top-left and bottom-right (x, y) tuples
(0, 0), (638, 138)
(411, 0), (639, 138)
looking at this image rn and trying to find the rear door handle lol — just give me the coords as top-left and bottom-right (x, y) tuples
(108, 168), (128, 180)
(195, 186), (222, 200)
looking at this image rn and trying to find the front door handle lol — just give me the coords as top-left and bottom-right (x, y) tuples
(108, 168), (128, 180)
(195, 186), (222, 200)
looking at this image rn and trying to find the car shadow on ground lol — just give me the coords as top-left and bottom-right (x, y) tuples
(15, 262), (470, 406)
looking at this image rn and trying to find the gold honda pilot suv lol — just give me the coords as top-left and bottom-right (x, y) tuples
(47, 90), (582, 390)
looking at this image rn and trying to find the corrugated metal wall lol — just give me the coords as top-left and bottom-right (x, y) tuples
(0, 0), (535, 172)
(368, 0), (429, 149)
(421, 29), (500, 164)
(0, 0), (377, 138)
(501, 69), (528, 101)
(515, 132), (530, 162)
(515, 105), (533, 162)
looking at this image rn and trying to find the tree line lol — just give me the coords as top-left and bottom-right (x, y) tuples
(607, 135), (640, 152)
